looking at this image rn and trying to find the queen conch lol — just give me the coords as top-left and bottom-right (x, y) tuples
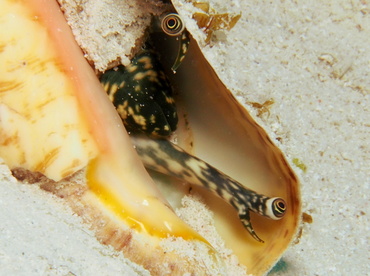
(0, 0), (301, 275)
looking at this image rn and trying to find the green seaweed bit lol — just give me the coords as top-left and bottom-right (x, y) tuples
(100, 49), (178, 138)
(292, 158), (307, 173)
(268, 258), (289, 275)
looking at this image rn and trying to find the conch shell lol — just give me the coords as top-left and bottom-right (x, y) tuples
(0, 0), (301, 275)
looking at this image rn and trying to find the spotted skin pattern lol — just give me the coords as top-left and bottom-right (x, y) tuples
(100, 49), (178, 137)
(100, 14), (286, 242)
(131, 135), (286, 243)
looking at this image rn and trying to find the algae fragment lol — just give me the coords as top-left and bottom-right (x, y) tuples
(292, 158), (307, 172)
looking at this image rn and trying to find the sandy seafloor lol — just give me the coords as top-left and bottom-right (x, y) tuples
(0, 0), (369, 275)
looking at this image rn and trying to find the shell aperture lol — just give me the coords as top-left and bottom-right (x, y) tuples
(100, 13), (287, 243)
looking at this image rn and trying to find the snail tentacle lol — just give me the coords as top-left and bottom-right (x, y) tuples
(239, 210), (264, 243)
(171, 30), (190, 73)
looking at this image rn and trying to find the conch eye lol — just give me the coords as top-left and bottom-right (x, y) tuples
(161, 13), (185, 36)
(272, 198), (286, 218)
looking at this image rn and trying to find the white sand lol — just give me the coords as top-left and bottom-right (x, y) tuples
(204, 1), (370, 274)
(211, 1), (369, 274)
(1, 0), (369, 275)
